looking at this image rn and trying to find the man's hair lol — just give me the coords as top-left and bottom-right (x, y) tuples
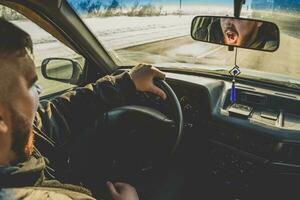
(0, 17), (33, 55)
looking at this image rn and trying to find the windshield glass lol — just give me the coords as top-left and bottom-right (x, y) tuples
(238, 1), (300, 84)
(68, 0), (300, 87)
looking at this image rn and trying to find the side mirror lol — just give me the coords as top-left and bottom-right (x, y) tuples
(191, 16), (280, 52)
(41, 58), (82, 85)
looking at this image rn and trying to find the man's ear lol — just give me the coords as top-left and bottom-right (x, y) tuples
(0, 116), (8, 133)
(0, 104), (9, 134)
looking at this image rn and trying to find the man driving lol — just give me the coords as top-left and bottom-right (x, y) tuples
(220, 18), (263, 47)
(219, 18), (278, 50)
(193, 17), (278, 51)
(0, 18), (166, 200)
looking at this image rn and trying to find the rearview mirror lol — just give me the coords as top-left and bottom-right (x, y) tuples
(191, 16), (280, 52)
(41, 58), (82, 85)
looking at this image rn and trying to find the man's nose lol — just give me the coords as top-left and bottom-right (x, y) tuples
(224, 19), (234, 26)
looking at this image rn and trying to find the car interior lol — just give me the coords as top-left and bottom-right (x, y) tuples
(2, 0), (300, 199)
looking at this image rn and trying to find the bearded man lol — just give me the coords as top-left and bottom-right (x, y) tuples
(0, 18), (166, 200)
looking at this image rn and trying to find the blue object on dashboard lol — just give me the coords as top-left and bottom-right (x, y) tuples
(230, 80), (237, 103)
(229, 66), (240, 103)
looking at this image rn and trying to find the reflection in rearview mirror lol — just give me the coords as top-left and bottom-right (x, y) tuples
(191, 16), (280, 52)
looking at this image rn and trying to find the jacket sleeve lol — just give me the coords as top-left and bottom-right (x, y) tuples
(34, 72), (137, 148)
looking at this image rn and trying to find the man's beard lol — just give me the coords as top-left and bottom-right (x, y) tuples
(10, 108), (34, 163)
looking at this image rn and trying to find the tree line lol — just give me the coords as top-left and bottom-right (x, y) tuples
(68, 0), (164, 17)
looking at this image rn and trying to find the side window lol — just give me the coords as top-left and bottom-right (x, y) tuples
(0, 5), (85, 96)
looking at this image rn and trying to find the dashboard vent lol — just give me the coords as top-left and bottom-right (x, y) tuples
(240, 91), (268, 106)
(274, 92), (297, 99)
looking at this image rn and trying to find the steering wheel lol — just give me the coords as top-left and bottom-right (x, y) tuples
(103, 79), (183, 168)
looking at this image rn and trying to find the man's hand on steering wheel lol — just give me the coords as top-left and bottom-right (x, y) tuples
(107, 181), (139, 200)
(129, 64), (167, 100)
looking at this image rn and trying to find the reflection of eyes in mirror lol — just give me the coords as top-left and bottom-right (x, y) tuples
(191, 16), (279, 51)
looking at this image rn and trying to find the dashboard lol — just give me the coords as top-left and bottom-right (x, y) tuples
(161, 72), (300, 199)
(115, 68), (300, 198)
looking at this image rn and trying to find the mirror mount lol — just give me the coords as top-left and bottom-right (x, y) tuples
(234, 0), (246, 18)
(228, 46), (234, 51)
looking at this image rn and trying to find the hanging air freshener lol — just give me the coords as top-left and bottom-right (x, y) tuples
(229, 48), (241, 104)
(229, 66), (240, 103)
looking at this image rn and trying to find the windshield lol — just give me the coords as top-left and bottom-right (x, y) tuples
(68, 0), (300, 87)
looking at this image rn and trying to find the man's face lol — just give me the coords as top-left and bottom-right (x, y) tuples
(0, 51), (39, 163)
(220, 18), (262, 46)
